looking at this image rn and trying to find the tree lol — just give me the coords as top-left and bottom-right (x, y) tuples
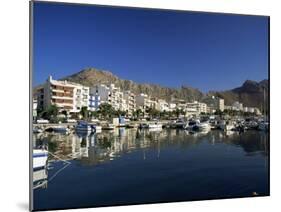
(214, 109), (223, 116)
(133, 109), (143, 119)
(98, 103), (116, 119)
(39, 104), (59, 122)
(80, 106), (88, 120)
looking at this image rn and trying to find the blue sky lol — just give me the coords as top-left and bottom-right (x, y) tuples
(33, 2), (268, 92)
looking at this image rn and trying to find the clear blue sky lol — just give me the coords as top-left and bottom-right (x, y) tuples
(33, 2), (268, 92)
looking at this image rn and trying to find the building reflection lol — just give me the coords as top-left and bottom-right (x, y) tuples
(33, 129), (269, 190)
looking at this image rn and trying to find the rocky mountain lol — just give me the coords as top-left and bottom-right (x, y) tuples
(61, 67), (268, 110)
(209, 79), (269, 110)
(61, 68), (204, 102)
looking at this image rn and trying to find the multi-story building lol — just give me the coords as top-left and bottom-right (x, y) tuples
(169, 103), (177, 111)
(156, 99), (170, 112)
(95, 83), (126, 111)
(73, 85), (90, 112)
(202, 96), (225, 113)
(89, 87), (101, 111)
(35, 76), (89, 113)
(232, 101), (243, 111)
(243, 107), (261, 115)
(123, 91), (136, 116)
(135, 93), (149, 112)
(33, 98), (38, 121)
(186, 101), (207, 115)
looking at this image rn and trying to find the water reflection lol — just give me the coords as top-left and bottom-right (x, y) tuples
(33, 128), (269, 211)
(34, 129), (269, 163)
(33, 129), (268, 190)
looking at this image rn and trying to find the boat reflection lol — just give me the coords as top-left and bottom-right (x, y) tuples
(33, 129), (268, 190)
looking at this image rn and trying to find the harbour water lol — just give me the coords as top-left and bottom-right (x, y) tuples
(33, 128), (269, 210)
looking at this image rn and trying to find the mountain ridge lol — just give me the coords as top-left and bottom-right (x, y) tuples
(59, 67), (268, 109)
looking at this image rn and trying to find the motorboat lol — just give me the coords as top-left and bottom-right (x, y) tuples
(174, 119), (186, 129)
(219, 120), (235, 131)
(193, 122), (211, 131)
(184, 120), (198, 131)
(184, 120), (210, 131)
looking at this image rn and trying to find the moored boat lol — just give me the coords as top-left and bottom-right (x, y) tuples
(219, 120), (235, 131)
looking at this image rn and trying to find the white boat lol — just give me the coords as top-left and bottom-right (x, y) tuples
(196, 122), (211, 131)
(33, 149), (48, 169)
(148, 123), (162, 128)
(219, 120), (235, 131)
(174, 120), (186, 128)
(184, 120), (197, 130)
(184, 120), (210, 131)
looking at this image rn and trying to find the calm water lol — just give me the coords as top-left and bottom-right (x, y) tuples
(33, 128), (269, 210)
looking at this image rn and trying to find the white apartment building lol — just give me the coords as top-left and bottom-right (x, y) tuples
(135, 93), (149, 112)
(243, 107), (261, 115)
(156, 99), (170, 112)
(202, 96), (225, 113)
(186, 101), (207, 114)
(73, 85), (90, 112)
(232, 101), (243, 111)
(123, 91), (136, 116)
(169, 103), (177, 111)
(35, 76), (90, 113)
(33, 98), (38, 120)
(95, 83), (127, 111)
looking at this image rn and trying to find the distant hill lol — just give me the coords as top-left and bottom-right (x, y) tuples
(59, 67), (268, 110)
(209, 79), (268, 111)
(61, 68), (204, 102)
